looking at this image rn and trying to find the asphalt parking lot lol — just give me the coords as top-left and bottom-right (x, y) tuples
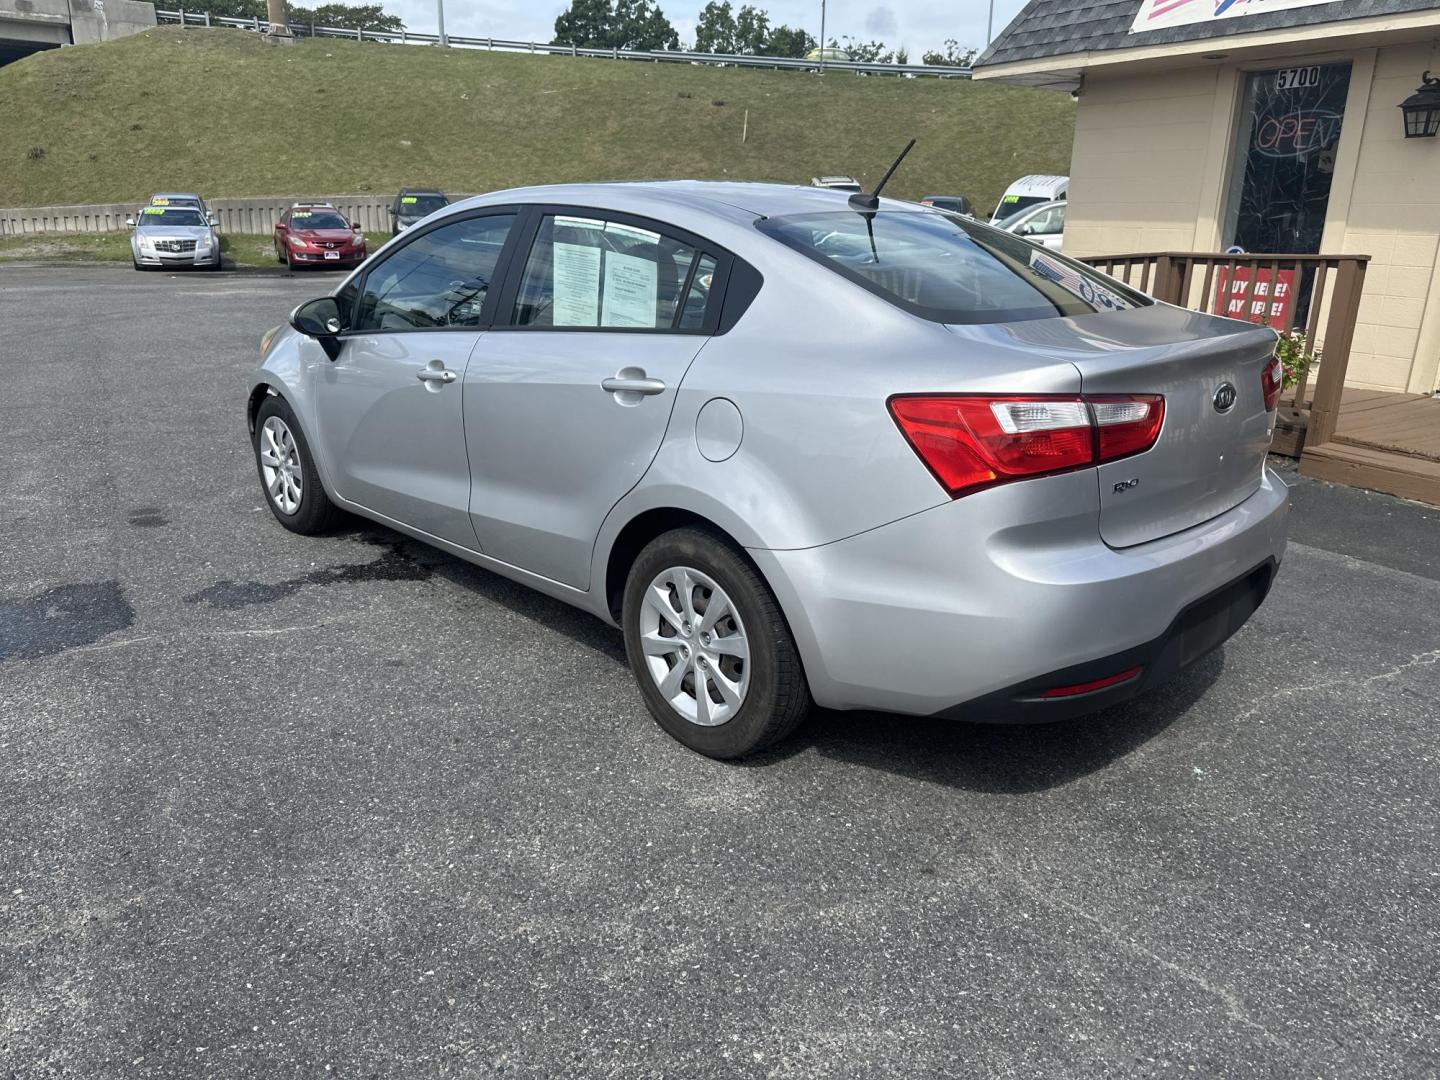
(2, 263), (1438, 1079)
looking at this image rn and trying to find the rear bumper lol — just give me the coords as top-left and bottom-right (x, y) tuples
(750, 465), (1290, 717)
(932, 559), (1275, 722)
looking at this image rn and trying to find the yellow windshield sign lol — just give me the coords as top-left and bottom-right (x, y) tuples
(141, 206), (166, 215)
(401, 196), (418, 204)
(150, 197), (170, 205)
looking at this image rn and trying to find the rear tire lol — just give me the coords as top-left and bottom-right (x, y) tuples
(622, 527), (811, 759)
(252, 395), (341, 535)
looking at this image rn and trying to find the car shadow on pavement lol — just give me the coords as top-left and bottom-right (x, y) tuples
(356, 526), (629, 665)
(344, 525), (1223, 793)
(747, 651), (1227, 794)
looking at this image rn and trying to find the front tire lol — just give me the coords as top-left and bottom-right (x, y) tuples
(622, 528), (811, 759)
(252, 395), (341, 535)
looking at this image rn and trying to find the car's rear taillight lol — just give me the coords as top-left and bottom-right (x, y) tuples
(1091, 395), (1165, 460)
(888, 393), (1166, 499)
(1261, 354), (1284, 412)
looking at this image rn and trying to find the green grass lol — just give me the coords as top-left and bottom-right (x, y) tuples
(0, 230), (388, 266)
(1, 27), (1073, 218)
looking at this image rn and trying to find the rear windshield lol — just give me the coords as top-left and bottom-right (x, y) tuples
(990, 194), (1050, 221)
(757, 210), (1145, 324)
(137, 207), (206, 227)
(399, 194), (448, 215)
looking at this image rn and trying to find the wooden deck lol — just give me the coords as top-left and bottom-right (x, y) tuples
(1299, 389), (1440, 505)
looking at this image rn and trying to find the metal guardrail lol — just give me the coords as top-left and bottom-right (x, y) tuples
(152, 9), (972, 78)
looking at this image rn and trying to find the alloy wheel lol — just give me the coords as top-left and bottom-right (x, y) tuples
(638, 566), (750, 727)
(258, 416), (303, 515)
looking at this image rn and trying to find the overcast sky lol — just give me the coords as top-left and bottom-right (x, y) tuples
(385, 0), (1031, 56)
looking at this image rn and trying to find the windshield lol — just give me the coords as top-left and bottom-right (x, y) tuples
(990, 194), (1051, 222)
(399, 195), (448, 216)
(137, 207), (206, 228)
(757, 211), (1145, 324)
(289, 210), (350, 230)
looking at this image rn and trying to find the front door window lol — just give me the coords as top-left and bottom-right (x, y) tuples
(1224, 63), (1351, 255)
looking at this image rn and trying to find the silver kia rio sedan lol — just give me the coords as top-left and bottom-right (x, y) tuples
(247, 181), (1289, 758)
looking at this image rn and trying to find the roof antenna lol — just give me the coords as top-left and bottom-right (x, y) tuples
(849, 138), (916, 212)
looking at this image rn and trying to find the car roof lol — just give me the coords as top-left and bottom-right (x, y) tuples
(1000, 175), (1068, 195)
(150, 192), (203, 201)
(398, 188), (446, 196)
(449, 180), (924, 223)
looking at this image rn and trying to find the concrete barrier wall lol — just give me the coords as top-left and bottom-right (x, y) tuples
(0, 194), (479, 236)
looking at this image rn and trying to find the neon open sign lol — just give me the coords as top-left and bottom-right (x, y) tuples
(1252, 108), (1341, 158)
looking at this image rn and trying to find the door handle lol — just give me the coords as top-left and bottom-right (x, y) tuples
(416, 366), (456, 384)
(601, 375), (665, 395)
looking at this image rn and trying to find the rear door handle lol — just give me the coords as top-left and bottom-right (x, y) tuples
(416, 361), (456, 384)
(601, 375), (665, 395)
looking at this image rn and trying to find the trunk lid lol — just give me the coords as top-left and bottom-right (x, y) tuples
(950, 304), (1278, 548)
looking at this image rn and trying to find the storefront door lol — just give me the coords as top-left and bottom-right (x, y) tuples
(1223, 63), (1351, 255)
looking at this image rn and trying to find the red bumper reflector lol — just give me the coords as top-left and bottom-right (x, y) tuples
(1039, 666), (1144, 699)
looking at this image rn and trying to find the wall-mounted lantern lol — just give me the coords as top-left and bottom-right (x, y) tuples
(1399, 71), (1440, 139)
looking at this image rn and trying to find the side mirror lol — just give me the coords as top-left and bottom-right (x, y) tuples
(125, 216), (136, 227)
(289, 296), (345, 360)
(351, 221), (361, 231)
(207, 213), (218, 226)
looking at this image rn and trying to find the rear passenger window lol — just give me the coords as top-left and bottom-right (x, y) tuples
(356, 213), (515, 331)
(512, 215), (706, 330)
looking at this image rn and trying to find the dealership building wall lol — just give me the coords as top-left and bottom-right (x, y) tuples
(1062, 43), (1440, 393)
(975, 2), (1440, 395)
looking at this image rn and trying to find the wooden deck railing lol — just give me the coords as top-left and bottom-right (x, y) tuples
(1078, 252), (1370, 454)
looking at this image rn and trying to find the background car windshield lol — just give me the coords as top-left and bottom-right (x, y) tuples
(138, 208), (206, 227)
(291, 211), (349, 229)
(401, 196), (448, 215)
(758, 211), (1144, 324)
(990, 195), (1051, 221)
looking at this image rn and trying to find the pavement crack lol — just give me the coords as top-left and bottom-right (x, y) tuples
(979, 850), (1293, 1050)
(1234, 648), (1440, 723)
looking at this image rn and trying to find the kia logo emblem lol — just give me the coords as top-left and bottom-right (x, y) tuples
(1213, 382), (1238, 413)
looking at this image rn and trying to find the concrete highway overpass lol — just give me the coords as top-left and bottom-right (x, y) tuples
(1, 0), (155, 66)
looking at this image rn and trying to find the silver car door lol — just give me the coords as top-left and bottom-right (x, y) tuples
(463, 211), (723, 589)
(311, 210), (519, 546)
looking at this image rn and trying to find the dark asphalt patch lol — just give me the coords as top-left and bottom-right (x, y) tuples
(183, 544), (431, 610)
(127, 506), (168, 528)
(0, 581), (133, 660)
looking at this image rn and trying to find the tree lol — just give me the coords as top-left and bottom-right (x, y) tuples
(693, 0), (735, 51)
(761, 23), (812, 58)
(733, 4), (769, 53)
(836, 36), (893, 63)
(553, 0), (679, 50)
(198, 0), (406, 31)
(553, 0), (613, 46)
(921, 38), (976, 67)
(303, 2), (403, 30)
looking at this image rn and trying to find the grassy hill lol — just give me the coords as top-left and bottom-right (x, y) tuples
(1, 27), (1073, 217)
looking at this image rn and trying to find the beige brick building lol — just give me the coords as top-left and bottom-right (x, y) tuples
(974, 0), (1440, 394)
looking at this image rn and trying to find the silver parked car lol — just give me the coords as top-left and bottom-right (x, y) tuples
(247, 182), (1290, 758)
(127, 204), (221, 270)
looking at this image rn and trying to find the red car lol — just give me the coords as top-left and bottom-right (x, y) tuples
(273, 204), (367, 271)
